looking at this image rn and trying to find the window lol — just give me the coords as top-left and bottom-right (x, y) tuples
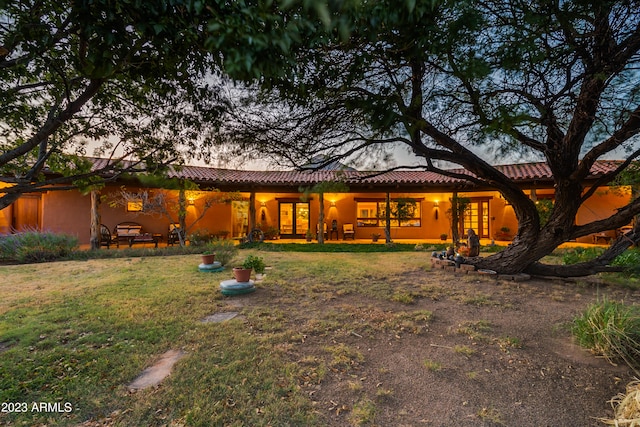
(356, 199), (421, 227)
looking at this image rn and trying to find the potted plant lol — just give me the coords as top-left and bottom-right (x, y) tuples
(305, 229), (314, 242)
(233, 255), (265, 282)
(267, 226), (280, 240)
(371, 233), (381, 242)
(440, 233), (448, 241)
(495, 226), (512, 241)
(247, 254), (267, 279)
(201, 251), (215, 265)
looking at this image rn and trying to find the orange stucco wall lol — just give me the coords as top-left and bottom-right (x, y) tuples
(575, 186), (632, 243)
(41, 189), (91, 241)
(8, 183), (633, 245)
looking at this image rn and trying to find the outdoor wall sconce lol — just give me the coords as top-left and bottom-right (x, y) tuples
(260, 201), (266, 207)
(187, 199), (195, 206)
(330, 201), (336, 207)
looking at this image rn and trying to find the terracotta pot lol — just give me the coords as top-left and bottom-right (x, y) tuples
(233, 267), (252, 282)
(201, 253), (215, 265)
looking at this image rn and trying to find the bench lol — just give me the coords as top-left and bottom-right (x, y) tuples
(113, 222), (159, 248)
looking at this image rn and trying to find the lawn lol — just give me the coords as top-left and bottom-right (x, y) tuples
(0, 251), (430, 426)
(0, 250), (636, 426)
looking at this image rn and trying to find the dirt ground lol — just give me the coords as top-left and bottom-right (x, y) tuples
(242, 268), (639, 427)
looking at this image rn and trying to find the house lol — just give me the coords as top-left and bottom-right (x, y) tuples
(0, 159), (631, 245)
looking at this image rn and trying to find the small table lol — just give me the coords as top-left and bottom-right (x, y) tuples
(328, 229), (339, 240)
(128, 233), (159, 248)
(592, 233), (611, 244)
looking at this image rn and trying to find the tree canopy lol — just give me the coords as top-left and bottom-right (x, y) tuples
(0, 0), (334, 208)
(216, 0), (640, 276)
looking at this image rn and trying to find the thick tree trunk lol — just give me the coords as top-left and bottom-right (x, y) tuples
(451, 192), (459, 246)
(249, 192), (256, 234)
(469, 223), (639, 277)
(178, 187), (187, 246)
(89, 190), (101, 250)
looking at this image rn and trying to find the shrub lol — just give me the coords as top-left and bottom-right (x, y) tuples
(0, 230), (79, 263)
(187, 229), (213, 246)
(571, 299), (640, 375)
(203, 238), (238, 266)
(612, 249), (640, 276)
(562, 246), (605, 265)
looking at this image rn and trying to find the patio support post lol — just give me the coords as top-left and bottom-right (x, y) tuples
(385, 192), (392, 244)
(178, 185), (187, 246)
(90, 190), (101, 250)
(249, 191), (256, 234)
(318, 192), (325, 244)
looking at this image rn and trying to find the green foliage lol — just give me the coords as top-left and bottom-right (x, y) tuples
(239, 242), (419, 252)
(562, 247), (605, 265)
(242, 254), (266, 273)
(203, 239), (238, 267)
(535, 199), (554, 227)
(0, 230), (79, 263)
(612, 248), (640, 276)
(187, 229), (213, 246)
(572, 299), (640, 374)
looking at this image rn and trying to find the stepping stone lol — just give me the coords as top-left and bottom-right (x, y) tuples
(200, 312), (239, 323)
(128, 349), (186, 391)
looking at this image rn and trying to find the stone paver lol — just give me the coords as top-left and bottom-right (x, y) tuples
(128, 349), (186, 391)
(200, 312), (239, 323)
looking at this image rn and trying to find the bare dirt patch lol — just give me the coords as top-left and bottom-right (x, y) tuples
(252, 269), (638, 427)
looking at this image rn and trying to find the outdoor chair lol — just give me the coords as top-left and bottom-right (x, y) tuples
(317, 223), (328, 240)
(99, 224), (114, 248)
(342, 223), (355, 240)
(167, 224), (182, 246)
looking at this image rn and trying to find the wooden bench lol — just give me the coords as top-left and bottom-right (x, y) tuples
(113, 222), (159, 248)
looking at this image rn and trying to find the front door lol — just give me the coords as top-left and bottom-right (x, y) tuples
(279, 202), (310, 238)
(463, 200), (490, 238)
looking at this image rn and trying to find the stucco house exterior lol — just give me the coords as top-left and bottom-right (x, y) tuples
(0, 159), (632, 245)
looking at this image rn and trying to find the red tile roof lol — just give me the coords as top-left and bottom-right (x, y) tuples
(89, 158), (622, 189)
(167, 160), (622, 187)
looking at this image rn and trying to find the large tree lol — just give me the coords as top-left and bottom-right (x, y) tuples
(220, 0), (640, 276)
(0, 0), (333, 209)
(0, 0), (229, 209)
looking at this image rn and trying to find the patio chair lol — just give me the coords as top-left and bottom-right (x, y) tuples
(342, 223), (355, 240)
(99, 224), (114, 248)
(168, 224), (182, 246)
(316, 223), (328, 240)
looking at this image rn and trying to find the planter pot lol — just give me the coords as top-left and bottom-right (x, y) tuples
(201, 253), (216, 265)
(233, 267), (252, 282)
(255, 273), (266, 280)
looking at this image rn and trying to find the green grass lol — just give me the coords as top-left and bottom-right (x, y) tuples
(240, 242), (422, 252)
(571, 299), (640, 375)
(0, 250), (434, 426)
(423, 359), (443, 372)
